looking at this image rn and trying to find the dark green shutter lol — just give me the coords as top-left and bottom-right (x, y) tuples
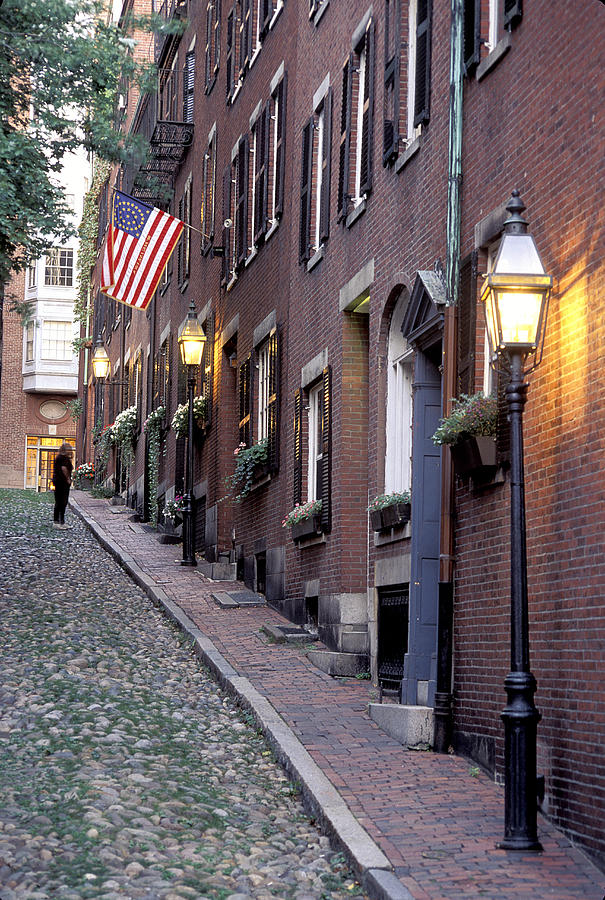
(238, 355), (252, 446)
(226, 6), (235, 100)
(319, 88), (332, 243)
(236, 135), (249, 270)
(383, 0), (401, 164)
(463, 0), (481, 75)
(275, 74), (287, 218)
(267, 330), (279, 472)
(359, 19), (375, 196)
(413, 0), (432, 127)
(254, 101), (270, 243)
(504, 0), (522, 28)
(299, 119), (313, 263)
(221, 165), (231, 283)
(338, 55), (353, 221)
(293, 389), (303, 506)
(320, 366), (331, 532)
(457, 252), (477, 396)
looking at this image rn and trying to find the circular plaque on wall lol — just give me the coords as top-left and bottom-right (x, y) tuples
(39, 400), (67, 421)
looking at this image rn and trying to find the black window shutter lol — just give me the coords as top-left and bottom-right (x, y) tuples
(261, 0), (272, 38)
(236, 135), (249, 270)
(320, 366), (331, 533)
(457, 251), (477, 396)
(183, 50), (195, 123)
(205, 1), (213, 91)
(267, 330), (279, 473)
(413, 0), (432, 127)
(275, 73), (287, 218)
(383, 0), (401, 165)
(226, 7), (235, 100)
(136, 353), (143, 429)
(359, 19), (375, 196)
(165, 335), (172, 418)
(254, 101), (270, 243)
(177, 195), (184, 285)
(319, 88), (332, 244)
(338, 55), (353, 221)
(201, 311), (214, 429)
(504, 0), (522, 28)
(463, 0), (481, 76)
(239, 0), (251, 78)
(293, 389), (303, 506)
(221, 165), (231, 283)
(238, 355), (252, 446)
(299, 119), (313, 263)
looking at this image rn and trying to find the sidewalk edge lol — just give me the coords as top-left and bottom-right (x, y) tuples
(70, 498), (406, 900)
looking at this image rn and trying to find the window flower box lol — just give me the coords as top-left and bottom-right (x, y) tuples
(368, 491), (411, 532)
(450, 435), (497, 477)
(291, 514), (323, 542)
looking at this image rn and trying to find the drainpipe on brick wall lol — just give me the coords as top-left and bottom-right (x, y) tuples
(434, 0), (464, 755)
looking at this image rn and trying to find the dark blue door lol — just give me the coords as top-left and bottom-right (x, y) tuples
(401, 349), (441, 707)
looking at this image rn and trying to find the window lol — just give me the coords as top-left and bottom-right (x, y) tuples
(463, 0), (521, 75)
(338, 18), (375, 221)
(202, 127), (217, 254)
(205, 0), (221, 93)
(44, 249), (74, 287)
(294, 366), (331, 532)
(226, 1), (241, 102)
(385, 297), (413, 494)
(152, 337), (172, 414)
(307, 382), (323, 500)
(183, 49), (195, 123)
(160, 56), (178, 120)
(239, 0), (252, 80)
(27, 262), (37, 288)
(177, 176), (192, 288)
(257, 340), (271, 440)
(299, 86), (332, 262)
(25, 322), (35, 362)
(41, 321), (72, 360)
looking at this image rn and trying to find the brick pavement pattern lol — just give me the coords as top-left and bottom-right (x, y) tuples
(71, 492), (605, 900)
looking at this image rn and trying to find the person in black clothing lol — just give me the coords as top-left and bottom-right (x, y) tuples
(52, 443), (73, 529)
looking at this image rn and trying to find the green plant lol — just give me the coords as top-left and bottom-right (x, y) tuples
(282, 499), (322, 528)
(228, 439), (268, 500)
(431, 392), (498, 446)
(90, 485), (113, 499)
(95, 425), (115, 478)
(171, 396), (207, 438)
(112, 405), (138, 473)
(367, 490), (410, 512)
(65, 398), (83, 422)
(143, 406), (165, 526)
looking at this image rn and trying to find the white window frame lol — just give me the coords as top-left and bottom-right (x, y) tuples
(352, 43), (367, 205)
(313, 104), (325, 250)
(249, 118), (258, 254)
(307, 382), (323, 501)
(268, 87), (280, 225)
(385, 298), (413, 494)
(27, 262), (37, 288)
(44, 248), (74, 287)
(25, 321), (35, 362)
(406, 0), (422, 144)
(257, 340), (271, 440)
(487, 0), (501, 52)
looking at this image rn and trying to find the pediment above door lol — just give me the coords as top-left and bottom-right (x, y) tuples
(401, 270), (447, 351)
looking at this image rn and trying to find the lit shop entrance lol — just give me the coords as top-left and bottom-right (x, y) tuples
(25, 437), (75, 492)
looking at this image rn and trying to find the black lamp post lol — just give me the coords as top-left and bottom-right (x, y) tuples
(177, 300), (206, 567)
(481, 190), (552, 852)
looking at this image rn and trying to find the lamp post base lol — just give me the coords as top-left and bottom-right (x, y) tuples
(180, 558), (197, 567)
(501, 670), (542, 851)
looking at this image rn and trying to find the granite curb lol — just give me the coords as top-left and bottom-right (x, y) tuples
(70, 497), (411, 900)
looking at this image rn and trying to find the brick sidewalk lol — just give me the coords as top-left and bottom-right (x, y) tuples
(70, 492), (605, 900)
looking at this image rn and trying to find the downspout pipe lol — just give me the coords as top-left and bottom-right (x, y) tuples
(434, 0), (464, 754)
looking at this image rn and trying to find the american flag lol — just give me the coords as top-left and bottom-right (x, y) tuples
(101, 191), (184, 310)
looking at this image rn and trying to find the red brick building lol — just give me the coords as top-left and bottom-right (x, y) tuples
(82, 0), (605, 866)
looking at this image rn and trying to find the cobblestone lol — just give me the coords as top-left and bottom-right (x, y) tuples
(0, 489), (365, 900)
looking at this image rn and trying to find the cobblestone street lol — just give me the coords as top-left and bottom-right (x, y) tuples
(0, 489), (365, 900)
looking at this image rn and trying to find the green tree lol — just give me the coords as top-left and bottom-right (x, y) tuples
(0, 0), (156, 286)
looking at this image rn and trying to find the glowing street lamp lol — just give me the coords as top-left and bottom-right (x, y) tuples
(177, 300), (206, 566)
(482, 190), (552, 852)
(91, 337), (111, 380)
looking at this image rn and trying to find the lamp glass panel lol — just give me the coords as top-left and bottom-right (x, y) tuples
(495, 289), (543, 347)
(494, 234), (546, 276)
(180, 337), (204, 366)
(92, 348), (110, 379)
